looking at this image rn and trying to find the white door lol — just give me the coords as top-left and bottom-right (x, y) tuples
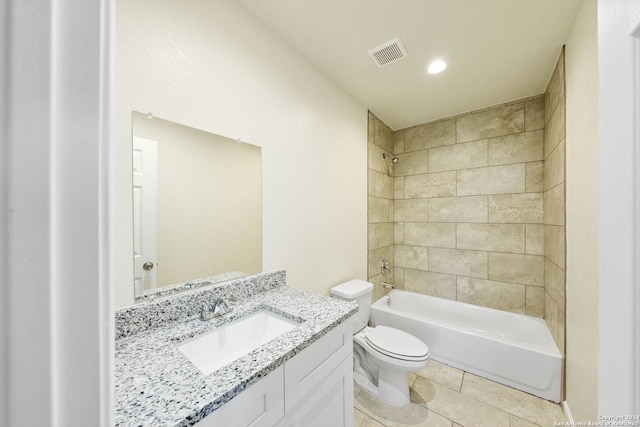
(133, 137), (158, 293)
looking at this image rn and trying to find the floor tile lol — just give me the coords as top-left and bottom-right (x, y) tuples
(510, 414), (541, 427)
(411, 376), (511, 427)
(354, 383), (362, 399)
(355, 389), (453, 427)
(460, 373), (565, 426)
(355, 408), (385, 427)
(416, 360), (465, 392)
(408, 372), (418, 388)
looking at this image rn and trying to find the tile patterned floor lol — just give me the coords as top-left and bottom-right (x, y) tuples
(354, 360), (565, 427)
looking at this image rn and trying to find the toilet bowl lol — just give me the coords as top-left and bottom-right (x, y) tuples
(331, 280), (429, 406)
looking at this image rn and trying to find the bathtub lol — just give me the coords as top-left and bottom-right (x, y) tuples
(370, 290), (562, 402)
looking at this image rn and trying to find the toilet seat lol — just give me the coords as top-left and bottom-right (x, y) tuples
(364, 326), (429, 362)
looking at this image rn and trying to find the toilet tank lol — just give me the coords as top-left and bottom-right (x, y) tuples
(330, 280), (374, 334)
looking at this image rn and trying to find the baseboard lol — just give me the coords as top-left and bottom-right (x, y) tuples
(562, 401), (574, 423)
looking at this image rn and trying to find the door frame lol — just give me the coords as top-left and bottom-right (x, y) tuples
(0, 0), (114, 425)
(598, 0), (640, 415)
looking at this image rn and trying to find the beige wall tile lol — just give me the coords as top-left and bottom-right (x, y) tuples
(488, 130), (544, 166)
(368, 196), (393, 223)
(412, 377), (511, 427)
(404, 269), (457, 300)
(395, 199), (429, 222)
(394, 267), (405, 289)
(457, 223), (525, 253)
(394, 222), (404, 244)
(456, 103), (524, 143)
(368, 223), (394, 251)
(404, 222), (456, 248)
(545, 258), (566, 307)
(525, 224), (544, 255)
(405, 171), (457, 198)
(369, 273), (392, 301)
(368, 111), (375, 143)
(368, 246), (393, 278)
(429, 248), (488, 278)
(368, 169), (394, 199)
(544, 183), (565, 226)
(544, 139), (565, 191)
(394, 149), (429, 176)
(545, 225), (565, 269)
(525, 161), (544, 192)
(557, 307), (565, 355)
(461, 373), (565, 426)
(394, 129), (405, 154)
(395, 244), (429, 270)
(545, 51), (565, 124)
(457, 277), (526, 313)
(429, 196), (488, 223)
(525, 286), (545, 318)
(368, 142), (391, 175)
(545, 291), (560, 344)
(394, 176), (405, 199)
(488, 193), (543, 224)
(544, 95), (565, 158)
(429, 140), (487, 172)
(372, 113), (394, 153)
(525, 97), (545, 131)
(488, 252), (544, 286)
(404, 119), (456, 152)
(457, 164), (526, 196)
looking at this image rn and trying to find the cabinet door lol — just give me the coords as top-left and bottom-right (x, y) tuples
(279, 355), (353, 427)
(195, 366), (284, 427)
(284, 320), (352, 412)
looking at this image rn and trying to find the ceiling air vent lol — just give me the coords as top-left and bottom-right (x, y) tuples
(367, 37), (408, 68)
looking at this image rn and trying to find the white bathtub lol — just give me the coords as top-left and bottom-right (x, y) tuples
(370, 290), (562, 402)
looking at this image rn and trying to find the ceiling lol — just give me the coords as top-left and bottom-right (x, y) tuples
(237, 0), (582, 130)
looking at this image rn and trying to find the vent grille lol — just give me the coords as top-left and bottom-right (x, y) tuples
(368, 37), (408, 67)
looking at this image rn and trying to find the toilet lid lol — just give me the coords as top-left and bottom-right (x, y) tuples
(365, 326), (429, 361)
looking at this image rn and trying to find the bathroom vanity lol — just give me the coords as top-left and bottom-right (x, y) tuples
(114, 271), (356, 427)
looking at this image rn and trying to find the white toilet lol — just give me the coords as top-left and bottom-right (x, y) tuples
(331, 279), (430, 406)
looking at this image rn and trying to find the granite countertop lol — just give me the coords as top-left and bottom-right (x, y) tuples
(114, 281), (357, 427)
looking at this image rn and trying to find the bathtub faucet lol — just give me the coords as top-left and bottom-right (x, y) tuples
(382, 282), (395, 290)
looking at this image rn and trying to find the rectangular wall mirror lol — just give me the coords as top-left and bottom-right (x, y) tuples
(132, 111), (262, 300)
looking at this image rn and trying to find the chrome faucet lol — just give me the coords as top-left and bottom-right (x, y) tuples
(198, 298), (233, 321)
(212, 298), (231, 317)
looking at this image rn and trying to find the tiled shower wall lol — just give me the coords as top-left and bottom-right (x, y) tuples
(391, 98), (546, 317)
(367, 52), (566, 346)
(543, 50), (566, 354)
(368, 113), (395, 301)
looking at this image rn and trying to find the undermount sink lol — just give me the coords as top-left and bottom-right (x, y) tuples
(178, 309), (300, 375)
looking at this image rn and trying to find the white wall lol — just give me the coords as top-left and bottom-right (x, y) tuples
(564, 0), (599, 420)
(115, 0), (368, 308)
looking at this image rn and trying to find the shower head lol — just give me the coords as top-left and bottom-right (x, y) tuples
(382, 153), (399, 165)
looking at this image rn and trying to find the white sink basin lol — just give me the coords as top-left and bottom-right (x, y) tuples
(178, 309), (300, 375)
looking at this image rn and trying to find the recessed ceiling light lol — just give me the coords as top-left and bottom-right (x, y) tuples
(427, 60), (447, 74)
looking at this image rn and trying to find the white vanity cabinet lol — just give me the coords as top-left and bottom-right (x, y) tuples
(278, 319), (353, 427)
(195, 319), (353, 427)
(195, 365), (285, 427)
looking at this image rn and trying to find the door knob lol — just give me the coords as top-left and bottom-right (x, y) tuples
(143, 262), (154, 271)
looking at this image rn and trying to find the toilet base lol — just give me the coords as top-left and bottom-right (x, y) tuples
(354, 367), (411, 406)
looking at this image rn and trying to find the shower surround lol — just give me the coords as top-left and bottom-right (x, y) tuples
(367, 51), (566, 354)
